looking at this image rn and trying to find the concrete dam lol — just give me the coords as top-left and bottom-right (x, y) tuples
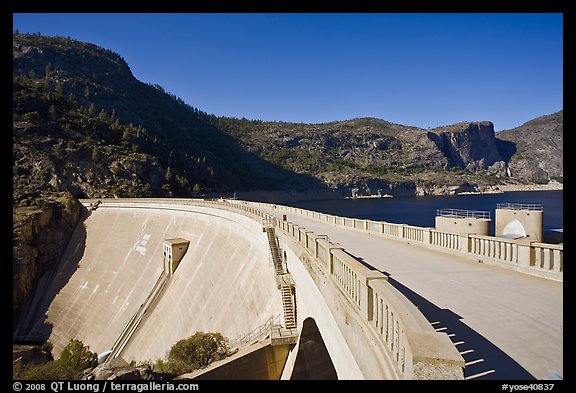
(14, 198), (562, 380)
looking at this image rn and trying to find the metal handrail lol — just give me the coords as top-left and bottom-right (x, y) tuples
(436, 208), (491, 219)
(496, 203), (543, 211)
(229, 314), (281, 350)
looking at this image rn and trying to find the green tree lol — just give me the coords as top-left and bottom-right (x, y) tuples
(110, 166), (121, 177)
(49, 105), (58, 121)
(176, 175), (189, 190)
(64, 194), (76, 213)
(98, 108), (108, 121)
(164, 332), (229, 375)
(88, 103), (97, 116)
(92, 146), (102, 163)
(58, 339), (98, 373)
(165, 166), (174, 183)
(53, 143), (64, 160)
(122, 127), (131, 142)
(13, 163), (25, 176)
(55, 82), (63, 99)
(142, 183), (152, 195)
(111, 118), (121, 130)
(22, 111), (40, 122)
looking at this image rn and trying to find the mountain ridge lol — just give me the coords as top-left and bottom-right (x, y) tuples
(13, 33), (563, 204)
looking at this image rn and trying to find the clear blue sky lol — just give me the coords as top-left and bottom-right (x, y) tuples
(13, 13), (563, 131)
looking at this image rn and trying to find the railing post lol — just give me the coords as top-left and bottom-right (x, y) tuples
(541, 247), (551, 270)
(552, 249), (563, 272)
(327, 246), (344, 275)
(363, 274), (388, 321)
(314, 235), (328, 259)
(423, 228), (431, 245)
(516, 239), (533, 267)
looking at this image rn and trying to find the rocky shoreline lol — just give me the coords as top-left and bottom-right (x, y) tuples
(495, 182), (563, 193)
(222, 182), (562, 204)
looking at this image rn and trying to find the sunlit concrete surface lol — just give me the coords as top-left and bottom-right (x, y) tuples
(257, 206), (563, 380)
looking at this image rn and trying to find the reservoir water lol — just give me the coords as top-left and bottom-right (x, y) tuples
(289, 190), (563, 243)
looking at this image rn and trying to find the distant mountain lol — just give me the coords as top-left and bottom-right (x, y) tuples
(215, 116), (516, 197)
(496, 111), (563, 182)
(13, 33), (319, 208)
(13, 33), (563, 205)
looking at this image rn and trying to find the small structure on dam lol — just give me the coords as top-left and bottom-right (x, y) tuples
(163, 238), (190, 275)
(495, 203), (543, 241)
(435, 208), (491, 236)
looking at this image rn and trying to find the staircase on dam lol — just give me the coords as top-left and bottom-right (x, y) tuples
(265, 226), (297, 330)
(266, 226), (285, 275)
(280, 284), (296, 329)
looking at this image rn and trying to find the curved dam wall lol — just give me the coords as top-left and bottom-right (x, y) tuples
(44, 203), (282, 361)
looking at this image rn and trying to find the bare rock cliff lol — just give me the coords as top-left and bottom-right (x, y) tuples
(496, 110), (563, 181)
(428, 121), (505, 174)
(13, 195), (84, 328)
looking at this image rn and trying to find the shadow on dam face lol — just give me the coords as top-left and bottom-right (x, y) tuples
(13, 208), (90, 345)
(290, 317), (337, 380)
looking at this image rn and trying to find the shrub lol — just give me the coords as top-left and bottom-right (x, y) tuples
(22, 111), (40, 122)
(531, 177), (549, 185)
(58, 339), (98, 373)
(40, 341), (53, 353)
(17, 361), (70, 380)
(13, 164), (25, 176)
(17, 339), (98, 380)
(550, 176), (563, 183)
(162, 332), (229, 375)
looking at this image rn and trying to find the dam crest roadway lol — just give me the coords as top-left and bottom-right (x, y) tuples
(13, 198), (562, 380)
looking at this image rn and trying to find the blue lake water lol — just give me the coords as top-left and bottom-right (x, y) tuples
(289, 190), (563, 242)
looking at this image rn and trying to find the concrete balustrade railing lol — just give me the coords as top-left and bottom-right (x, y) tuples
(430, 229), (464, 252)
(243, 200), (563, 281)
(83, 198), (464, 379)
(368, 279), (464, 378)
(469, 234), (521, 262)
(532, 242), (563, 273)
(267, 210), (464, 379)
